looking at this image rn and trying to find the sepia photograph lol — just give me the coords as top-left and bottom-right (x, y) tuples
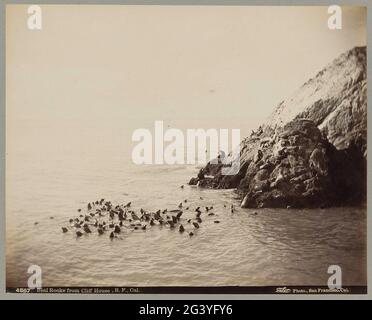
(4, 4), (367, 294)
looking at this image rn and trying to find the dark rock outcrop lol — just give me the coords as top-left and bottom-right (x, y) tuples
(189, 47), (366, 208)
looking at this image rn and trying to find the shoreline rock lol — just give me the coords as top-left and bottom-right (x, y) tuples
(189, 47), (367, 209)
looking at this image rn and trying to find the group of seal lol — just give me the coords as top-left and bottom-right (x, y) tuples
(60, 198), (224, 240)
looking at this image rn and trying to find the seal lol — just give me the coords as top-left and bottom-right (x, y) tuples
(83, 225), (92, 233)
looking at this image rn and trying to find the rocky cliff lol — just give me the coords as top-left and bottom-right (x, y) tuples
(189, 46), (367, 208)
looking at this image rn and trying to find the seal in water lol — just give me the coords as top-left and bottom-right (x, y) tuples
(125, 202), (131, 208)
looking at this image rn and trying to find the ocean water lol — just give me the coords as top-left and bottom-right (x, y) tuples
(6, 145), (367, 287)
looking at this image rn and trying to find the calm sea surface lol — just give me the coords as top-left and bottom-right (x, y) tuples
(6, 154), (367, 287)
(6, 122), (367, 287)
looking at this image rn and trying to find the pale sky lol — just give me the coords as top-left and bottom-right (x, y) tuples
(6, 5), (366, 154)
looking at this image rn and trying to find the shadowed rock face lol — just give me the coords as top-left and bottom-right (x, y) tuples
(189, 47), (366, 208)
(239, 119), (365, 208)
(241, 120), (331, 208)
